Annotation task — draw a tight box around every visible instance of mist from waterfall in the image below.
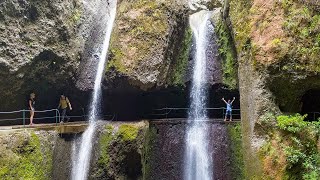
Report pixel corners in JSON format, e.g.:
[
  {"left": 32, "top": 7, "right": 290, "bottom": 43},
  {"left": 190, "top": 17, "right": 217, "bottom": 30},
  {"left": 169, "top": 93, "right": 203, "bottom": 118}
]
[
  {"left": 71, "top": 1, "right": 117, "bottom": 180},
  {"left": 184, "top": 10, "right": 213, "bottom": 180}
]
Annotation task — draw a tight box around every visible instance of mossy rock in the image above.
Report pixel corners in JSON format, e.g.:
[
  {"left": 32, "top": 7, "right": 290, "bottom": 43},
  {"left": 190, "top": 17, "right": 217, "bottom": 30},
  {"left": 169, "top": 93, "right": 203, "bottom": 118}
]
[
  {"left": 168, "top": 27, "right": 192, "bottom": 86},
  {"left": 92, "top": 122, "right": 148, "bottom": 179},
  {"left": 216, "top": 18, "right": 238, "bottom": 89},
  {"left": 227, "top": 123, "right": 245, "bottom": 179},
  {"left": 0, "top": 131, "right": 55, "bottom": 180},
  {"left": 107, "top": 0, "right": 170, "bottom": 73},
  {"left": 105, "top": 0, "right": 192, "bottom": 89},
  {"left": 118, "top": 124, "right": 140, "bottom": 141},
  {"left": 258, "top": 114, "right": 320, "bottom": 179}
]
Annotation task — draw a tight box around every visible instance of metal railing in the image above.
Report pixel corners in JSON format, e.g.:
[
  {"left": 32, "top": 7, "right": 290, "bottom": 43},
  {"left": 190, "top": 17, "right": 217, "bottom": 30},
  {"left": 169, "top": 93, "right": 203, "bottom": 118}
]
[
  {"left": 0, "top": 109, "right": 117, "bottom": 128},
  {"left": 0, "top": 109, "right": 60, "bottom": 127},
  {"left": 307, "top": 112, "right": 320, "bottom": 121},
  {"left": 149, "top": 107, "right": 241, "bottom": 119}
]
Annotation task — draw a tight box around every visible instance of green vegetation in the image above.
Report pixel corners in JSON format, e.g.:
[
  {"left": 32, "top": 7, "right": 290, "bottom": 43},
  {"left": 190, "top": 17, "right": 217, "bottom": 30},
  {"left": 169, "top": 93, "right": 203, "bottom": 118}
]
[
  {"left": 94, "top": 123, "right": 147, "bottom": 179},
  {"left": 277, "top": 114, "right": 309, "bottom": 133},
  {"left": 71, "top": 9, "right": 81, "bottom": 24},
  {"left": 142, "top": 125, "right": 157, "bottom": 179},
  {"left": 97, "top": 124, "right": 140, "bottom": 170},
  {"left": 66, "top": 5, "right": 82, "bottom": 27},
  {"left": 256, "top": 112, "right": 278, "bottom": 131},
  {"left": 107, "top": 48, "right": 125, "bottom": 72},
  {"left": 259, "top": 114, "right": 320, "bottom": 179},
  {"left": 97, "top": 125, "right": 114, "bottom": 171},
  {"left": 170, "top": 27, "right": 192, "bottom": 86},
  {"left": 274, "top": 0, "right": 320, "bottom": 72},
  {"left": 118, "top": 124, "right": 139, "bottom": 141},
  {"left": 216, "top": 20, "right": 238, "bottom": 89},
  {"left": 228, "top": 0, "right": 320, "bottom": 178},
  {"left": 229, "top": 0, "right": 260, "bottom": 72},
  {"left": 229, "top": 0, "right": 252, "bottom": 53},
  {"left": 227, "top": 124, "right": 245, "bottom": 179},
  {"left": 107, "top": 0, "right": 169, "bottom": 73},
  {"left": 230, "top": 0, "right": 320, "bottom": 72},
  {"left": 0, "top": 132, "right": 53, "bottom": 180}
]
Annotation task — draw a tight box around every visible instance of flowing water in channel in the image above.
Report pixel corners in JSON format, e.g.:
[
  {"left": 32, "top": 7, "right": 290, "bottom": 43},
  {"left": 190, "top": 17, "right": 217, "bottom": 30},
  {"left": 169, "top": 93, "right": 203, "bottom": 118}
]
[
  {"left": 184, "top": 10, "right": 213, "bottom": 180},
  {"left": 71, "top": 1, "right": 117, "bottom": 179}
]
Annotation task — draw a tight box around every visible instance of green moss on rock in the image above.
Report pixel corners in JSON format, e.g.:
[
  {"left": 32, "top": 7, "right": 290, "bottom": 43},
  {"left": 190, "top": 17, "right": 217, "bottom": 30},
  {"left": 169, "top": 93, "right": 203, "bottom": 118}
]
[
  {"left": 97, "top": 125, "right": 114, "bottom": 171},
  {"left": 142, "top": 125, "right": 157, "bottom": 179},
  {"left": 0, "top": 131, "right": 54, "bottom": 180},
  {"left": 258, "top": 114, "right": 320, "bottom": 179},
  {"left": 92, "top": 122, "right": 148, "bottom": 179},
  {"left": 227, "top": 124, "right": 245, "bottom": 179},
  {"left": 216, "top": 19, "right": 238, "bottom": 89},
  {"left": 118, "top": 124, "right": 139, "bottom": 141},
  {"left": 107, "top": 0, "right": 169, "bottom": 73},
  {"left": 229, "top": 0, "right": 252, "bottom": 53},
  {"left": 228, "top": 0, "right": 320, "bottom": 179},
  {"left": 274, "top": 0, "right": 320, "bottom": 72},
  {"left": 170, "top": 27, "right": 192, "bottom": 86}
]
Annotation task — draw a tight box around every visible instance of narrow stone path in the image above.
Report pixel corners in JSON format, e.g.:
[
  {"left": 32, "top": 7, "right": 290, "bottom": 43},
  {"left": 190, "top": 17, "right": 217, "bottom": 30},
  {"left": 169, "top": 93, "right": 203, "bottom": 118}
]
[
  {"left": 0, "top": 121, "right": 88, "bottom": 134},
  {"left": 0, "top": 119, "right": 240, "bottom": 134}
]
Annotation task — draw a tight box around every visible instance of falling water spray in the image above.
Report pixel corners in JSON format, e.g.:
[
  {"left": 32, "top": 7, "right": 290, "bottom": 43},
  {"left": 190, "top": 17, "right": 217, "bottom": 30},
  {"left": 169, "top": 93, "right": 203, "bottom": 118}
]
[
  {"left": 184, "top": 10, "right": 214, "bottom": 180},
  {"left": 71, "top": 1, "right": 117, "bottom": 180}
]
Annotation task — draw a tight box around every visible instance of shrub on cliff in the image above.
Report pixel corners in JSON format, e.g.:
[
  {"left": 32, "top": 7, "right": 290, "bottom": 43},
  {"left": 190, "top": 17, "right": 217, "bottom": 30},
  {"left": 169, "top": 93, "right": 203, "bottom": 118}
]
[{"left": 260, "top": 114, "right": 320, "bottom": 179}]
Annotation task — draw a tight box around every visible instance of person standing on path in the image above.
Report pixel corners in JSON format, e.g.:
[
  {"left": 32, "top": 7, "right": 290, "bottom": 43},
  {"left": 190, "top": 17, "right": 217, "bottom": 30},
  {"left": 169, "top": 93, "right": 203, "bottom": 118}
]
[
  {"left": 57, "top": 94, "right": 72, "bottom": 123},
  {"left": 29, "top": 92, "right": 36, "bottom": 125},
  {"left": 222, "top": 97, "right": 235, "bottom": 121}
]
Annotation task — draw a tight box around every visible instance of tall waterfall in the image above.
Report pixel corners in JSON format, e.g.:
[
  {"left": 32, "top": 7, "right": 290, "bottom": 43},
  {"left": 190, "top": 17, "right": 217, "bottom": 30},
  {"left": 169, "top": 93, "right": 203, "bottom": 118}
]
[
  {"left": 71, "top": 1, "right": 117, "bottom": 180},
  {"left": 184, "top": 10, "right": 213, "bottom": 180}
]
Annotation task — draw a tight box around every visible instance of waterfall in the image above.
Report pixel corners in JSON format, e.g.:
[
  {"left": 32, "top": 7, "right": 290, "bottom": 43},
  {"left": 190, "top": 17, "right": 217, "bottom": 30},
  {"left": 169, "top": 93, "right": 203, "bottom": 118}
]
[
  {"left": 184, "top": 10, "right": 213, "bottom": 180},
  {"left": 71, "top": 1, "right": 117, "bottom": 180}
]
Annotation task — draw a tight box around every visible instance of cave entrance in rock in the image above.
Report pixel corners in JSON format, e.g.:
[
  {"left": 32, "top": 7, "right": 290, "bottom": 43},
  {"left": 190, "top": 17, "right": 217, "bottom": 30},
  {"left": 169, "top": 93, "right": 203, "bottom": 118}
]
[{"left": 300, "top": 89, "right": 320, "bottom": 121}]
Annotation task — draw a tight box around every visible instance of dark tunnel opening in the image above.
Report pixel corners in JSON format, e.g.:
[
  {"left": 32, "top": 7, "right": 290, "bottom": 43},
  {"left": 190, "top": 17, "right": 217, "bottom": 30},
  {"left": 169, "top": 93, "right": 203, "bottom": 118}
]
[
  {"left": 101, "top": 84, "right": 240, "bottom": 121},
  {"left": 0, "top": 84, "right": 240, "bottom": 125},
  {"left": 300, "top": 89, "right": 320, "bottom": 121}
]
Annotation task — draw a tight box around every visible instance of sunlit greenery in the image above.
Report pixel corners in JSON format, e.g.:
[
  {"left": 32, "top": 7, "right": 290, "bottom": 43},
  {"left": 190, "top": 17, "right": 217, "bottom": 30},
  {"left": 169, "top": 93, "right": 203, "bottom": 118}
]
[
  {"left": 216, "top": 20, "right": 237, "bottom": 89},
  {"left": 0, "top": 132, "right": 53, "bottom": 180},
  {"left": 259, "top": 114, "right": 320, "bottom": 179}
]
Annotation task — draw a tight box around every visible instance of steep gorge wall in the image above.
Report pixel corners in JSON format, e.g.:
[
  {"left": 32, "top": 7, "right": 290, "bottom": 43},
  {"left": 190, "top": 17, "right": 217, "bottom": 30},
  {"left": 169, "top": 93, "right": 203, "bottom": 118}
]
[
  {"left": 0, "top": 121, "right": 243, "bottom": 180},
  {"left": 144, "top": 121, "right": 244, "bottom": 180},
  {"left": 0, "top": 0, "right": 235, "bottom": 114},
  {"left": 227, "top": 0, "right": 320, "bottom": 178},
  {"left": 0, "top": 0, "right": 86, "bottom": 110},
  {"left": 0, "top": 122, "right": 148, "bottom": 180},
  {"left": 0, "top": 130, "right": 56, "bottom": 179},
  {"left": 104, "top": 0, "right": 226, "bottom": 90}
]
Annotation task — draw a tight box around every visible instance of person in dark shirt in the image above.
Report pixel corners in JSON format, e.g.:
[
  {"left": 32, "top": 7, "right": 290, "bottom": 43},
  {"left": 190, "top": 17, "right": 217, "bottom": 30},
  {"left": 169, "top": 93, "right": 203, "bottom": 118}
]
[{"left": 29, "top": 93, "right": 36, "bottom": 125}]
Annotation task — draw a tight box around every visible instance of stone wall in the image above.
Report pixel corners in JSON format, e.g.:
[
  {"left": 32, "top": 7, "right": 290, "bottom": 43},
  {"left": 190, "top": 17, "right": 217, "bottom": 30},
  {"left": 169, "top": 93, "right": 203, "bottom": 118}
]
[
  {"left": 228, "top": 0, "right": 320, "bottom": 178},
  {"left": 144, "top": 120, "right": 244, "bottom": 180}
]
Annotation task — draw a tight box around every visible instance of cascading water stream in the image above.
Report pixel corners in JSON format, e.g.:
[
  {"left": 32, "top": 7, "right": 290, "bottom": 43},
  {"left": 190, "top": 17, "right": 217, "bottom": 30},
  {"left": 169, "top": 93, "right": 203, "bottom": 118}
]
[
  {"left": 71, "top": 1, "right": 117, "bottom": 180},
  {"left": 184, "top": 10, "right": 213, "bottom": 180}
]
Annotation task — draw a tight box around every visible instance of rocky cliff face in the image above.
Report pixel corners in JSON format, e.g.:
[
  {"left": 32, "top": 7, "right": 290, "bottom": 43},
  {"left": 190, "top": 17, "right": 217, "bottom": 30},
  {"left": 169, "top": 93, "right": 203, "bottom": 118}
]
[
  {"left": 0, "top": 0, "right": 232, "bottom": 113},
  {"left": 0, "top": 122, "right": 148, "bottom": 180},
  {"left": 0, "top": 130, "right": 56, "bottom": 179},
  {"left": 0, "top": 0, "right": 86, "bottom": 110},
  {"left": 227, "top": 0, "right": 320, "bottom": 178},
  {"left": 90, "top": 121, "right": 148, "bottom": 180},
  {"left": 145, "top": 121, "right": 244, "bottom": 180},
  {"left": 104, "top": 0, "right": 225, "bottom": 90},
  {"left": 0, "top": 121, "right": 244, "bottom": 180}
]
